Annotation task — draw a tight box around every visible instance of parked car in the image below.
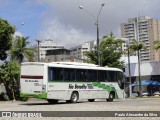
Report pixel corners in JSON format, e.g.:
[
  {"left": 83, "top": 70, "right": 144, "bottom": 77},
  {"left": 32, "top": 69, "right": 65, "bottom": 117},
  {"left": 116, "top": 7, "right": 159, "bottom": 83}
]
[
  {"left": 154, "top": 91, "right": 160, "bottom": 96},
  {"left": 132, "top": 91, "right": 139, "bottom": 97},
  {"left": 142, "top": 91, "right": 150, "bottom": 96}
]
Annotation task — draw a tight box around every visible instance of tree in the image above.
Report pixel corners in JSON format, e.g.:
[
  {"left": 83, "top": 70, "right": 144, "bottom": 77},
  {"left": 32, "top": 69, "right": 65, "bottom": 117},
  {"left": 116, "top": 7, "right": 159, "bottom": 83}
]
[
  {"left": 129, "top": 39, "right": 146, "bottom": 96},
  {"left": 0, "top": 62, "right": 20, "bottom": 100},
  {"left": 153, "top": 40, "right": 160, "bottom": 61},
  {"left": 9, "top": 36, "right": 36, "bottom": 63},
  {"left": 0, "top": 18, "right": 15, "bottom": 60},
  {"left": 85, "top": 33, "right": 124, "bottom": 69}
]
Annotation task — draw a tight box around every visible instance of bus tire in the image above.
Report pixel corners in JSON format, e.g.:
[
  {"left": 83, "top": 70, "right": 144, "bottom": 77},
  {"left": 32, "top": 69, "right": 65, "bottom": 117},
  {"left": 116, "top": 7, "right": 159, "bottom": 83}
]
[
  {"left": 106, "top": 92, "right": 115, "bottom": 102},
  {"left": 66, "top": 100, "right": 71, "bottom": 103},
  {"left": 70, "top": 92, "right": 79, "bottom": 103},
  {"left": 88, "top": 99, "right": 95, "bottom": 102},
  {"left": 47, "top": 99, "right": 58, "bottom": 104}
]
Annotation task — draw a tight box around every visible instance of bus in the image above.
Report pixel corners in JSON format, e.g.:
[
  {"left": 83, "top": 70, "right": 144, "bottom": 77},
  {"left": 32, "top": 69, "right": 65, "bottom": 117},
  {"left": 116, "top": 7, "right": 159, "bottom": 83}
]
[{"left": 20, "top": 62, "right": 124, "bottom": 104}]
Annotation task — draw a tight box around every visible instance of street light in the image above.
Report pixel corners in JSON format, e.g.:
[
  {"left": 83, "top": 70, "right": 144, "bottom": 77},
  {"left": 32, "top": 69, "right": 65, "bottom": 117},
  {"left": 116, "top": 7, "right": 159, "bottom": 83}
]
[
  {"left": 35, "top": 40, "right": 41, "bottom": 62},
  {"left": 79, "top": 3, "right": 105, "bottom": 66},
  {"left": 16, "top": 22, "right": 25, "bottom": 30}
]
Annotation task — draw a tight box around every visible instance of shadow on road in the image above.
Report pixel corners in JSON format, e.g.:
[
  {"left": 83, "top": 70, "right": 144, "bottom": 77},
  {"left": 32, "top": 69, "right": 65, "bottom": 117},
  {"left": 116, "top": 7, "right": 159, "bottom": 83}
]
[
  {"left": 19, "top": 101, "right": 86, "bottom": 106},
  {"left": 19, "top": 99, "right": 122, "bottom": 106}
]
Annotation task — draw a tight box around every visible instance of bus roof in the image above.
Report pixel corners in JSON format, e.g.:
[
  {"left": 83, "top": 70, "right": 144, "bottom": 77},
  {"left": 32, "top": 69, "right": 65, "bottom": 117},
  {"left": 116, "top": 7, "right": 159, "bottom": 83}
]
[
  {"left": 21, "top": 62, "right": 122, "bottom": 72},
  {"left": 53, "top": 62, "right": 99, "bottom": 67}
]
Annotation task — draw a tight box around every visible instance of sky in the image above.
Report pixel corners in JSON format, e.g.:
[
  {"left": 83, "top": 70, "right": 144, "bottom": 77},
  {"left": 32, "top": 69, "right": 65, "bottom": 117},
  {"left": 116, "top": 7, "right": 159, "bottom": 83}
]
[{"left": 0, "top": 0, "right": 160, "bottom": 48}]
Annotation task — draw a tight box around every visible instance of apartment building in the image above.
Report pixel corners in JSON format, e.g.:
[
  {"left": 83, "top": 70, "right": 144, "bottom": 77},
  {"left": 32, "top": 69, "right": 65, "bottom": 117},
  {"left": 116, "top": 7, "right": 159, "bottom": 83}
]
[
  {"left": 43, "top": 48, "right": 71, "bottom": 62},
  {"left": 39, "top": 39, "right": 65, "bottom": 61},
  {"left": 70, "top": 40, "right": 96, "bottom": 62},
  {"left": 121, "top": 16, "right": 160, "bottom": 61}
]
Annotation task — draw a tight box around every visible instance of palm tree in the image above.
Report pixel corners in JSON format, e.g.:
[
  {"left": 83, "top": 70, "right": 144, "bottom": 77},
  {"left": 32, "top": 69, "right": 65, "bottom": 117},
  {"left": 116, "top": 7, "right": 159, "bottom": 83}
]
[
  {"left": 85, "top": 33, "right": 124, "bottom": 69},
  {"left": 10, "top": 36, "right": 36, "bottom": 63},
  {"left": 129, "top": 39, "right": 146, "bottom": 96},
  {"left": 153, "top": 40, "right": 160, "bottom": 61}
]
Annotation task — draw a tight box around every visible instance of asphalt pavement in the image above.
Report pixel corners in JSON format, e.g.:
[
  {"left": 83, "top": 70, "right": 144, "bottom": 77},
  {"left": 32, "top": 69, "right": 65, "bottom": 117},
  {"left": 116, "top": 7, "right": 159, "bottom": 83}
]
[{"left": 0, "top": 97, "right": 160, "bottom": 120}]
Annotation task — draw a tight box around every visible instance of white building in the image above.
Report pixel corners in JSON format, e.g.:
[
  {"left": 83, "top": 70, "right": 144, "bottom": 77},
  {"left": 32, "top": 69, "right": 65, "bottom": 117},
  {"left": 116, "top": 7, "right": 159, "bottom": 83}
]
[
  {"left": 124, "top": 61, "right": 160, "bottom": 80},
  {"left": 123, "top": 59, "right": 160, "bottom": 94},
  {"left": 70, "top": 40, "right": 96, "bottom": 62},
  {"left": 120, "top": 56, "right": 138, "bottom": 65},
  {"left": 116, "top": 37, "right": 129, "bottom": 57},
  {"left": 39, "top": 39, "right": 64, "bottom": 61}
]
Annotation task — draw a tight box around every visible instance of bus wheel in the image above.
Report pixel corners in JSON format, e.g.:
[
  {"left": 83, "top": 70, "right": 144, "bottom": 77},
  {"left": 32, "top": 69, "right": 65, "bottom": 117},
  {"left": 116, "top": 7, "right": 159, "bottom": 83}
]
[
  {"left": 88, "top": 99, "right": 95, "bottom": 102},
  {"left": 47, "top": 99, "right": 58, "bottom": 104},
  {"left": 106, "top": 92, "right": 115, "bottom": 102},
  {"left": 70, "top": 92, "right": 79, "bottom": 103},
  {"left": 66, "top": 100, "right": 71, "bottom": 103}
]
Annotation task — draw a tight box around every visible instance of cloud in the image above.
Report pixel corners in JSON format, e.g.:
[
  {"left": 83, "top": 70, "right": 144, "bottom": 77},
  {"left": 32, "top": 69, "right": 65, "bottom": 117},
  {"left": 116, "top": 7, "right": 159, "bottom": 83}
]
[
  {"left": 35, "top": 0, "right": 160, "bottom": 48},
  {"left": 38, "top": 19, "right": 94, "bottom": 48}
]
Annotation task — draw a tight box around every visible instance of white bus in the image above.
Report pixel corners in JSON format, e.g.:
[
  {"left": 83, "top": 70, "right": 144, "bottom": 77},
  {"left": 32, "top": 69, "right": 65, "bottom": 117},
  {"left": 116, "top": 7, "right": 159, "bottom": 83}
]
[{"left": 20, "top": 62, "right": 124, "bottom": 104}]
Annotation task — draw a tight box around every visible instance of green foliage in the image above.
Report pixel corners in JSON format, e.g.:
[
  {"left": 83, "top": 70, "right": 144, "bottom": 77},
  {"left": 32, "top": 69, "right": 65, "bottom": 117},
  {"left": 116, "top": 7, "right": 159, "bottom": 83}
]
[
  {"left": 0, "top": 62, "right": 20, "bottom": 82},
  {"left": 129, "top": 39, "right": 146, "bottom": 52},
  {"left": 9, "top": 36, "right": 36, "bottom": 63},
  {"left": 0, "top": 18, "right": 15, "bottom": 60},
  {"left": 153, "top": 40, "right": 160, "bottom": 61},
  {"left": 0, "top": 62, "right": 20, "bottom": 100},
  {"left": 153, "top": 40, "right": 160, "bottom": 51},
  {"left": 85, "top": 33, "right": 124, "bottom": 69}
]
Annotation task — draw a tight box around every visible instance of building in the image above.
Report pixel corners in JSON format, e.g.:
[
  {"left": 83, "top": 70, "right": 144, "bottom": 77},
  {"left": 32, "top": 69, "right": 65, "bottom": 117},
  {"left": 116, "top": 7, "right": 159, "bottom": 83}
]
[
  {"left": 125, "top": 61, "right": 160, "bottom": 81},
  {"left": 121, "top": 16, "right": 160, "bottom": 62},
  {"left": 124, "top": 61, "right": 160, "bottom": 95},
  {"left": 122, "top": 55, "right": 160, "bottom": 95},
  {"left": 116, "top": 37, "right": 129, "bottom": 57},
  {"left": 39, "top": 39, "right": 65, "bottom": 62},
  {"left": 70, "top": 41, "right": 96, "bottom": 62},
  {"left": 44, "top": 48, "right": 71, "bottom": 62}
]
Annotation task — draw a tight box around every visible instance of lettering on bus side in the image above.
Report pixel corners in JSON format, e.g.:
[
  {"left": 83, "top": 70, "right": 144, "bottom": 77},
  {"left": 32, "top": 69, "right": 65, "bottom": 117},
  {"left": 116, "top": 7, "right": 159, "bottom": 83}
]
[
  {"left": 68, "top": 84, "right": 87, "bottom": 89},
  {"left": 25, "top": 79, "right": 39, "bottom": 82},
  {"left": 69, "top": 84, "right": 74, "bottom": 89}
]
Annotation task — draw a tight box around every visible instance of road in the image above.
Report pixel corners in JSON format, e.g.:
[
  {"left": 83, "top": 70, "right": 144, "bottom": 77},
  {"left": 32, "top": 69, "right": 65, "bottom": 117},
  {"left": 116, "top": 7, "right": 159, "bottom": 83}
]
[{"left": 0, "top": 97, "right": 160, "bottom": 120}]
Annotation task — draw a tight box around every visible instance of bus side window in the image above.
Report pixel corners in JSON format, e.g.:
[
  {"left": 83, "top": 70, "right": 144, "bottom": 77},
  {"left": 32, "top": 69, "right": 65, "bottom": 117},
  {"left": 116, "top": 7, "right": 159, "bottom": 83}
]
[
  {"left": 87, "top": 70, "right": 97, "bottom": 82},
  {"left": 48, "top": 67, "right": 54, "bottom": 81},
  {"left": 57, "top": 68, "right": 63, "bottom": 81},
  {"left": 107, "top": 71, "right": 111, "bottom": 82},
  {"left": 76, "top": 69, "right": 87, "bottom": 82},
  {"left": 107, "top": 71, "right": 116, "bottom": 82},
  {"left": 70, "top": 69, "right": 75, "bottom": 81},
  {"left": 104, "top": 71, "right": 108, "bottom": 82},
  {"left": 64, "top": 68, "right": 69, "bottom": 81},
  {"left": 98, "top": 70, "right": 106, "bottom": 82},
  {"left": 64, "top": 68, "right": 75, "bottom": 81},
  {"left": 48, "top": 67, "right": 56, "bottom": 81}
]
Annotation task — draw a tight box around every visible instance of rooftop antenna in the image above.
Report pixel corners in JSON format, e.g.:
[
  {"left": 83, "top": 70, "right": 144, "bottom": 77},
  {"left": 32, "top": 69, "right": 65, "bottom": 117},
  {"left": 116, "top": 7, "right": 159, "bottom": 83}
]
[{"left": 139, "top": 11, "right": 141, "bottom": 17}]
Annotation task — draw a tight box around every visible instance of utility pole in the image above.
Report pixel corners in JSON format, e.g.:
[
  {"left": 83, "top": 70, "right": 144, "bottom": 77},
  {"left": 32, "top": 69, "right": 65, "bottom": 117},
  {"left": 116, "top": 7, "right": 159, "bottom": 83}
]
[
  {"left": 36, "top": 40, "right": 41, "bottom": 62},
  {"left": 127, "top": 41, "right": 132, "bottom": 98}
]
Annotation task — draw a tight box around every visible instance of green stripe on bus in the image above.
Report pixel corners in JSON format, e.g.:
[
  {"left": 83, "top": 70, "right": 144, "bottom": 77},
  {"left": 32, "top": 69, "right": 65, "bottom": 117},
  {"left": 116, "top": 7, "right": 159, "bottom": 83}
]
[
  {"left": 20, "top": 93, "right": 47, "bottom": 99},
  {"left": 92, "top": 82, "right": 119, "bottom": 98}
]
